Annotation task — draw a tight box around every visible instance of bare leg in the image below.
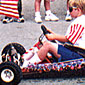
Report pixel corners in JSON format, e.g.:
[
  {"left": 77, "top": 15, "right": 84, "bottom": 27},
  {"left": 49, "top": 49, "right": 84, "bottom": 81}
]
[
  {"left": 37, "top": 41, "right": 60, "bottom": 61},
  {"left": 44, "top": 0, "right": 50, "bottom": 11},
  {"left": 44, "top": 0, "right": 59, "bottom": 21},
  {"left": 34, "top": 0, "right": 42, "bottom": 23},
  {"left": 67, "top": 0, "right": 69, "bottom": 10},
  {"left": 35, "top": 0, "right": 41, "bottom": 12}
]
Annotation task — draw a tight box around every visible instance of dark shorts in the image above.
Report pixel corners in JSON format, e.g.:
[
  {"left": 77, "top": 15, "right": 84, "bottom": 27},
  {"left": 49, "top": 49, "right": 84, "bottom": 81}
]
[{"left": 58, "top": 45, "right": 83, "bottom": 62}]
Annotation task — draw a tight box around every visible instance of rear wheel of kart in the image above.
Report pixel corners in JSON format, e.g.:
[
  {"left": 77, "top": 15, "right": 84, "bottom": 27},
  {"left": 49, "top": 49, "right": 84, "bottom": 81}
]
[
  {"left": 1, "top": 43, "right": 26, "bottom": 64},
  {"left": 0, "top": 62, "right": 23, "bottom": 85}
]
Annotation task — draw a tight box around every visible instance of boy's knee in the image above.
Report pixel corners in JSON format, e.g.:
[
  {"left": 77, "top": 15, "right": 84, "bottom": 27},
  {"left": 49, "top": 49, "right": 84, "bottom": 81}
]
[{"left": 43, "top": 41, "right": 50, "bottom": 47}]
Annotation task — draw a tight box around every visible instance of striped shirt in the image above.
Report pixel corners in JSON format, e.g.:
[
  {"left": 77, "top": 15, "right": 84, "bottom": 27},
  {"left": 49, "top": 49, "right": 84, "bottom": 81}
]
[{"left": 65, "top": 15, "right": 85, "bottom": 49}]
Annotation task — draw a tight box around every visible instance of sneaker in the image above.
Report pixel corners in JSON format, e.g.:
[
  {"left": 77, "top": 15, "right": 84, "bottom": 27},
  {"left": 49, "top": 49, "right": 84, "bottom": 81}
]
[
  {"left": 65, "top": 14, "right": 72, "bottom": 21},
  {"left": 45, "top": 13, "right": 59, "bottom": 21},
  {"left": 2, "top": 18, "right": 9, "bottom": 24},
  {"left": 9, "top": 18, "right": 14, "bottom": 22},
  {"left": 2, "top": 17, "right": 13, "bottom": 24},
  {"left": 35, "top": 16, "right": 42, "bottom": 23},
  {"left": 17, "top": 17, "right": 24, "bottom": 23}
]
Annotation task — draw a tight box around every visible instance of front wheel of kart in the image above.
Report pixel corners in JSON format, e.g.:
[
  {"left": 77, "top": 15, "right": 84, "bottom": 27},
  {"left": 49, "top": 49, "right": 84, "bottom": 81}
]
[
  {"left": 0, "top": 62, "right": 23, "bottom": 85},
  {"left": 1, "top": 43, "right": 26, "bottom": 65}
]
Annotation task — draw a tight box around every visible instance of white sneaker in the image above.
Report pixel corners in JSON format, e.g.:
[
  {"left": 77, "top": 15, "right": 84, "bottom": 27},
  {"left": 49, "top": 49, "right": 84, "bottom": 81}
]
[
  {"left": 45, "top": 13, "right": 59, "bottom": 21},
  {"left": 35, "top": 16, "right": 42, "bottom": 23},
  {"left": 65, "top": 14, "right": 72, "bottom": 21}
]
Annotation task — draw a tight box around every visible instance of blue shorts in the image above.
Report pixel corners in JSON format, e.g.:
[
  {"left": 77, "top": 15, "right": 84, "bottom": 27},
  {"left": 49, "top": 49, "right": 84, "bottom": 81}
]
[{"left": 58, "top": 45, "right": 83, "bottom": 62}]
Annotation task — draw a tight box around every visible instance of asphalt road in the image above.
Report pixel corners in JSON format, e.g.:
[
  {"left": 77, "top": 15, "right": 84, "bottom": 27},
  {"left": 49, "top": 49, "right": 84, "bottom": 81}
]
[{"left": 0, "top": 21, "right": 71, "bottom": 51}]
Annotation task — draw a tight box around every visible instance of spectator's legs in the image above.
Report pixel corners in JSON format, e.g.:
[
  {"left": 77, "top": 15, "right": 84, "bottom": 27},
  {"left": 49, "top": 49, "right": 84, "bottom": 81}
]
[
  {"left": 44, "top": 0, "right": 59, "bottom": 21},
  {"left": 34, "top": 0, "right": 42, "bottom": 23},
  {"left": 44, "top": 0, "right": 50, "bottom": 11},
  {"left": 35, "top": 0, "right": 41, "bottom": 12},
  {"left": 65, "top": 0, "right": 72, "bottom": 21},
  {"left": 18, "top": 0, "right": 24, "bottom": 22}
]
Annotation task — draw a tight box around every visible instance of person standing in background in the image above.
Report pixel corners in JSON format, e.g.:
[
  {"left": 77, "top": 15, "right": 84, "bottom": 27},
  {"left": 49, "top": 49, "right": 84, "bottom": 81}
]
[
  {"left": 34, "top": 0, "right": 59, "bottom": 23},
  {"left": 2, "top": 0, "right": 24, "bottom": 24},
  {"left": 65, "top": 0, "right": 72, "bottom": 21}
]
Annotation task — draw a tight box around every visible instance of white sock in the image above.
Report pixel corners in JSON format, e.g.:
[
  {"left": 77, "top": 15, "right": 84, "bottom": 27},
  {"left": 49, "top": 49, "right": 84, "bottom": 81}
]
[
  {"left": 22, "top": 53, "right": 41, "bottom": 67},
  {"left": 35, "top": 12, "right": 41, "bottom": 17},
  {"left": 27, "top": 53, "right": 41, "bottom": 64},
  {"left": 67, "top": 10, "right": 70, "bottom": 15},
  {"left": 46, "top": 10, "right": 51, "bottom": 15}
]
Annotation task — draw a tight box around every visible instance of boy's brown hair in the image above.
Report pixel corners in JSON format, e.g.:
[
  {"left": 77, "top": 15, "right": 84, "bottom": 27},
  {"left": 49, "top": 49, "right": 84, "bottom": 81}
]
[{"left": 69, "top": 0, "right": 85, "bottom": 14}]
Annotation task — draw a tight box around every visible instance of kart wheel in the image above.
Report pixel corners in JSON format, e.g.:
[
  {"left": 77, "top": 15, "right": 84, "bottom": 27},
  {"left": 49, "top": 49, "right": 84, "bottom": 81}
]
[
  {"left": 0, "top": 62, "right": 23, "bottom": 85},
  {"left": 1, "top": 42, "right": 26, "bottom": 56},
  {"left": 1, "top": 43, "right": 26, "bottom": 65}
]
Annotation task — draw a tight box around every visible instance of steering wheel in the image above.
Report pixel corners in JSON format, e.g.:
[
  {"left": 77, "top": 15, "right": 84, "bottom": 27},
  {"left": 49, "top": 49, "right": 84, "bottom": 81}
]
[
  {"left": 41, "top": 25, "right": 56, "bottom": 43},
  {"left": 41, "top": 25, "right": 58, "bottom": 63},
  {"left": 41, "top": 25, "right": 50, "bottom": 35}
]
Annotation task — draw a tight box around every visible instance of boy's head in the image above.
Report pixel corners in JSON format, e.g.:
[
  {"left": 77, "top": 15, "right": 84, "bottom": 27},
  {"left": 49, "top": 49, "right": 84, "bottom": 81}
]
[{"left": 69, "top": 0, "right": 85, "bottom": 16}]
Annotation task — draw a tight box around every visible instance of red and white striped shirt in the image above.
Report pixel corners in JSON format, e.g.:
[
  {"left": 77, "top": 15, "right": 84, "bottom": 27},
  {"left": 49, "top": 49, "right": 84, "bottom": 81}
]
[{"left": 65, "top": 15, "right": 85, "bottom": 49}]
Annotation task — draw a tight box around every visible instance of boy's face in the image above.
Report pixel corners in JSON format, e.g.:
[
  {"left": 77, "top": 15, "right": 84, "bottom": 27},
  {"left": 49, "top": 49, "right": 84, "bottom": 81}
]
[{"left": 69, "top": 7, "right": 81, "bottom": 18}]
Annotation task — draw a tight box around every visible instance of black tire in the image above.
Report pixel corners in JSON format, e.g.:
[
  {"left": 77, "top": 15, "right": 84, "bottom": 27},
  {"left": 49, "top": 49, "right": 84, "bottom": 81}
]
[
  {"left": 1, "top": 43, "right": 26, "bottom": 62},
  {"left": 1, "top": 42, "right": 26, "bottom": 56},
  {"left": 0, "top": 62, "right": 23, "bottom": 85}
]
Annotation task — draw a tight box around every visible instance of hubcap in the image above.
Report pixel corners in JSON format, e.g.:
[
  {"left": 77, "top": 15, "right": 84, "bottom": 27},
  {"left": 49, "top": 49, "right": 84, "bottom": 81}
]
[{"left": 1, "top": 69, "right": 14, "bottom": 83}]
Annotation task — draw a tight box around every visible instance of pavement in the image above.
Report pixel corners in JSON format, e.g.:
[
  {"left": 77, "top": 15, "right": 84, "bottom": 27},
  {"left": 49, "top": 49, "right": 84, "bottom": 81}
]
[
  {"left": 0, "top": 20, "right": 71, "bottom": 52},
  {"left": 0, "top": 0, "right": 72, "bottom": 53}
]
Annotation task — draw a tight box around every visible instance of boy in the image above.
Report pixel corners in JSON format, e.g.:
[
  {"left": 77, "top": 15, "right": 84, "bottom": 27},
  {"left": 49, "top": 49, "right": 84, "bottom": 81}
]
[{"left": 22, "top": 0, "right": 85, "bottom": 67}]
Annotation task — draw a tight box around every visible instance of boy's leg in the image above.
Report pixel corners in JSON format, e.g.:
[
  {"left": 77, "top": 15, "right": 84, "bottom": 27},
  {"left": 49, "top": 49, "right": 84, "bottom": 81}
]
[
  {"left": 34, "top": 0, "right": 42, "bottom": 23},
  {"left": 38, "top": 41, "right": 60, "bottom": 61},
  {"left": 65, "top": 0, "right": 72, "bottom": 21},
  {"left": 44, "top": 0, "right": 59, "bottom": 21},
  {"left": 22, "top": 41, "right": 60, "bottom": 67}
]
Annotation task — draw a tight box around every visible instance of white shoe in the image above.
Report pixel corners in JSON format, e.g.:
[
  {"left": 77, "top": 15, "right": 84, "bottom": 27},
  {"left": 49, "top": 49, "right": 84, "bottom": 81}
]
[
  {"left": 35, "top": 16, "right": 42, "bottom": 23},
  {"left": 65, "top": 14, "right": 72, "bottom": 21},
  {"left": 45, "top": 13, "right": 59, "bottom": 21}
]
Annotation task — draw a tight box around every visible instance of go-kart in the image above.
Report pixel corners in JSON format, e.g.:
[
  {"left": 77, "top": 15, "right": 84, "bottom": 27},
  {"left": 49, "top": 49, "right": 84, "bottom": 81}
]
[{"left": 0, "top": 25, "right": 85, "bottom": 85}]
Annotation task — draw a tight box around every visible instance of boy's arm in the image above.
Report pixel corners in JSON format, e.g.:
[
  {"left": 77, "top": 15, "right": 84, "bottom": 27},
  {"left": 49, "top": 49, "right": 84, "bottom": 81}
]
[{"left": 45, "top": 33, "right": 68, "bottom": 42}]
